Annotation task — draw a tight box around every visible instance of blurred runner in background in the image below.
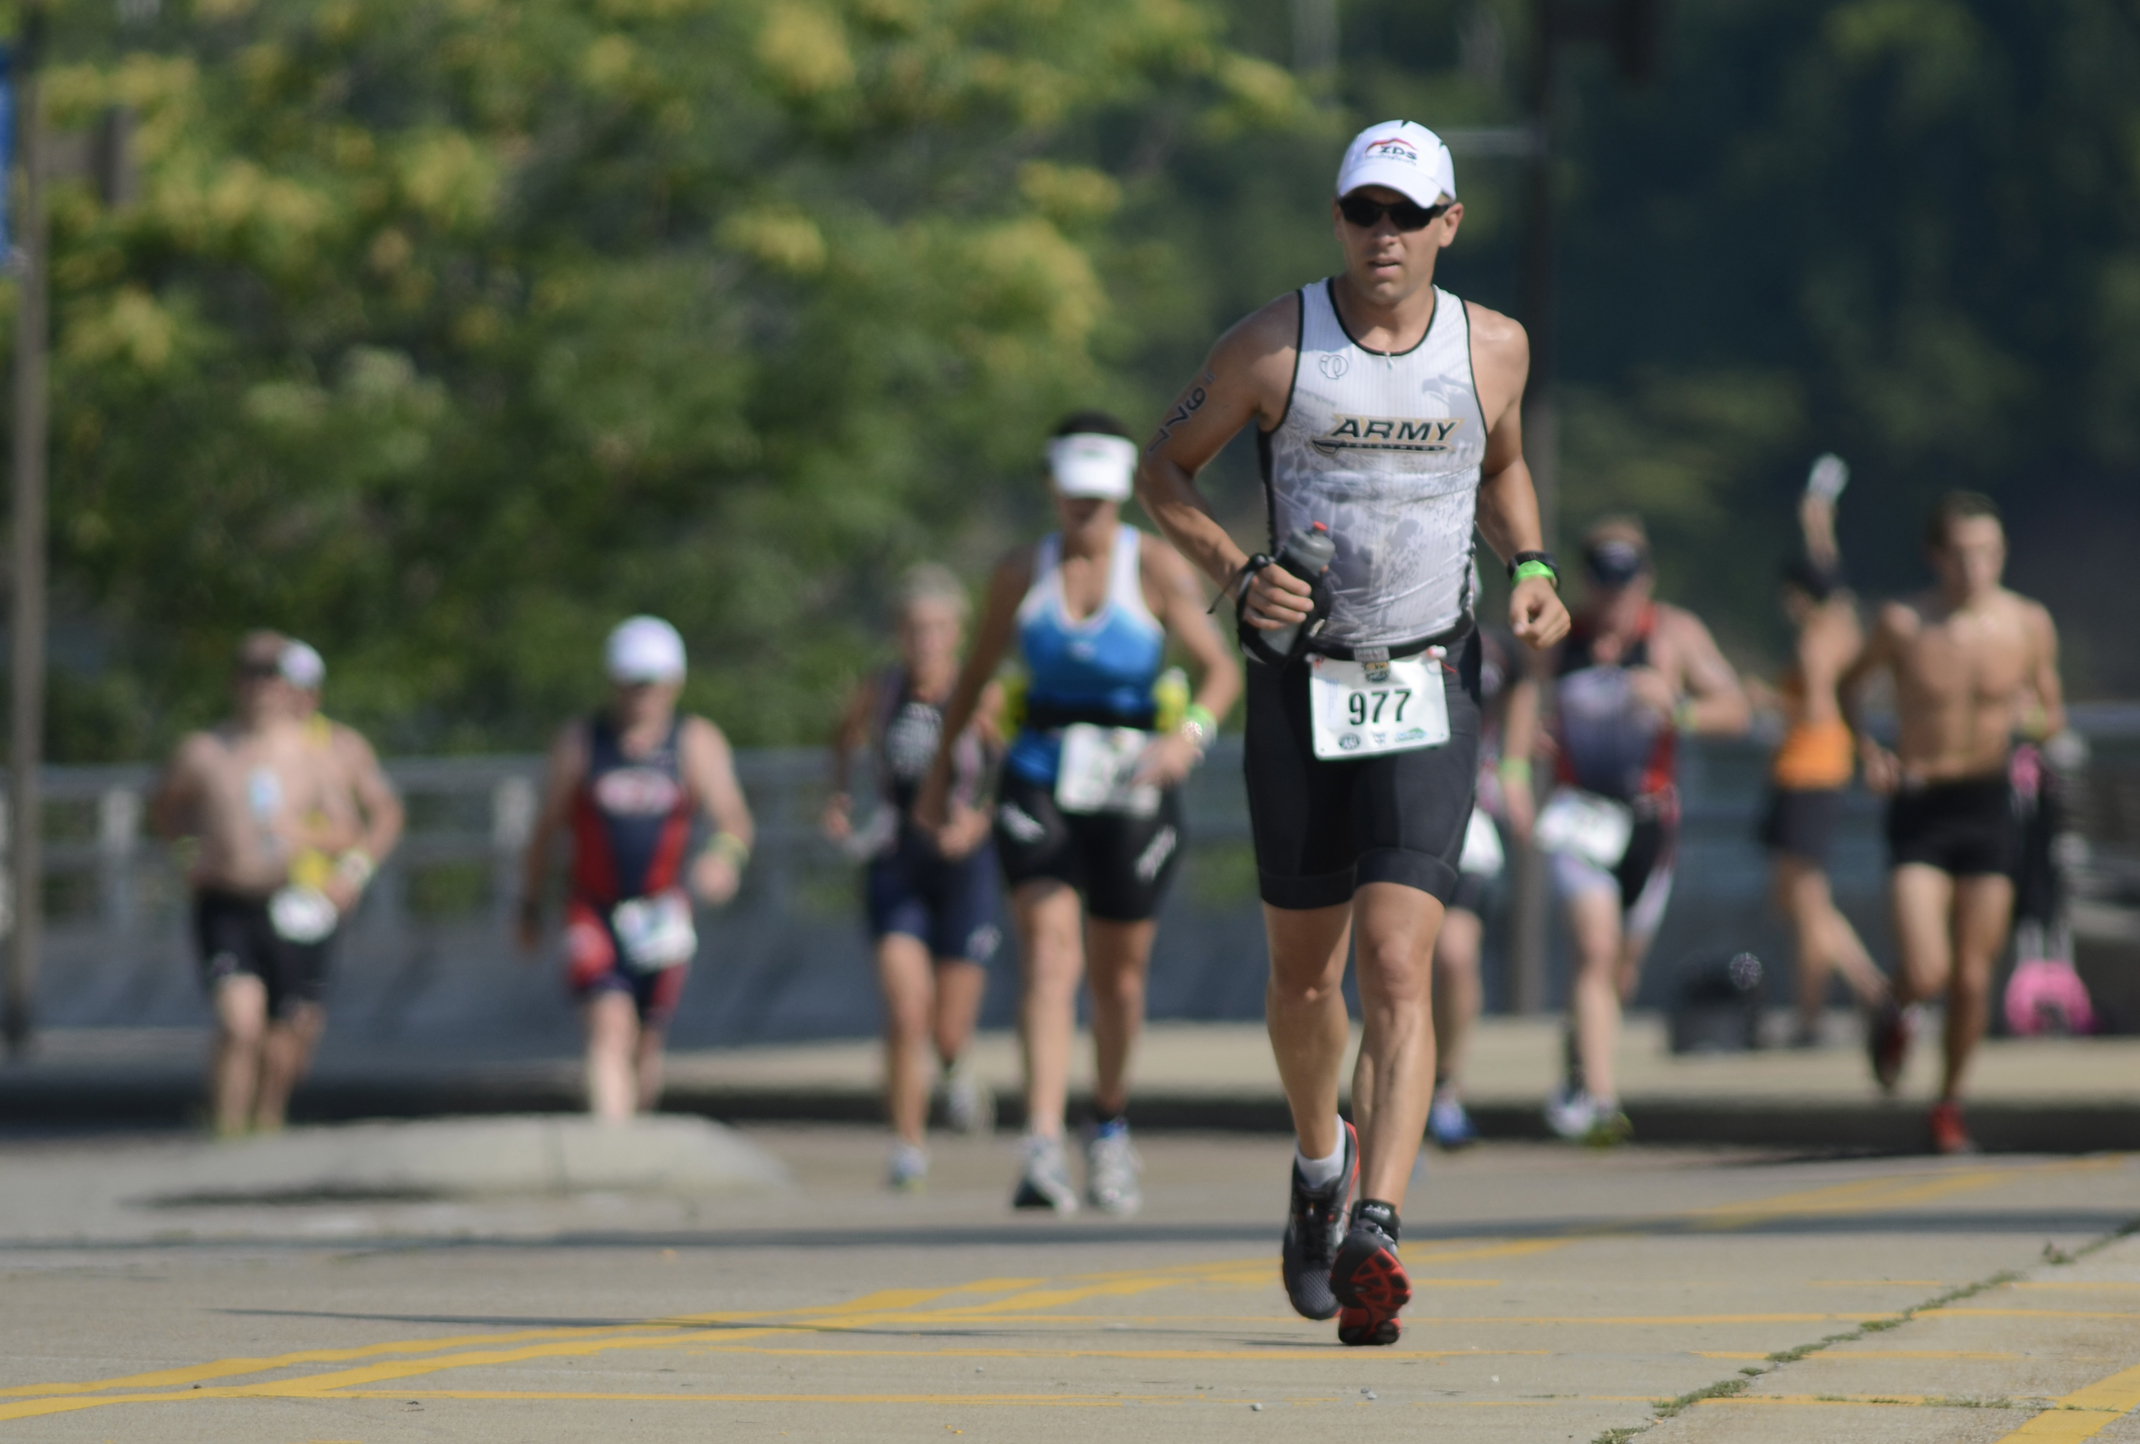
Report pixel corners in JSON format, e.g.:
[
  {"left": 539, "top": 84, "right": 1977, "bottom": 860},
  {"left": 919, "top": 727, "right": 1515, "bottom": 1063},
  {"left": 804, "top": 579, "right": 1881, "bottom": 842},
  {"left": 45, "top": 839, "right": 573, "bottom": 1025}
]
[
  {"left": 824, "top": 565, "right": 1006, "bottom": 1191},
  {"left": 1750, "top": 460, "right": 1887, "bottom": 1046},
  {"left": 918, "top": 410, "right": 1240, "bottom": 1218},
  {"left": 1843, "top": 493, "right": 2065, "bottom": 1153},
  {"left": 151, "top": 632, "right": 386, "bottom": 1135},
  {"left": 518, "top": 617, "right": 754, "bottom": 1121},
  {"left": 1425, "top": 616, "right": 1517, "bottom": 1152},
  {"left": 1504, "top": 518, "right": 1749, "bottom": 1146},
  {"left": 1136, "top": 120, "right": 1568, "bottom": 1347}
]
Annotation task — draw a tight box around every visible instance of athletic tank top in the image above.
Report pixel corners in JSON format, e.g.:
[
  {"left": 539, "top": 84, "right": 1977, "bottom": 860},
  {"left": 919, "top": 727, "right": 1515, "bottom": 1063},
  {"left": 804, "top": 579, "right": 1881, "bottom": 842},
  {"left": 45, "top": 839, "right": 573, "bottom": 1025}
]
[
  {"left": 1259, "top": 280, "right": 1490, "bottom": 649},
  {"left": 1554, "top": 608, "right": 1677, "bottom": 802},
  {"left": 1770, "top": 668, "right": 1854, "bottom": 789},
  {"left": 873, "top": 666, "right": 986, "bottom": 818},
  {"left": 571, "top": 714, "right": 693, "bottom": 904},
  {"left": 1005, "top": 522, "right": 1165, "bottom": 784}
]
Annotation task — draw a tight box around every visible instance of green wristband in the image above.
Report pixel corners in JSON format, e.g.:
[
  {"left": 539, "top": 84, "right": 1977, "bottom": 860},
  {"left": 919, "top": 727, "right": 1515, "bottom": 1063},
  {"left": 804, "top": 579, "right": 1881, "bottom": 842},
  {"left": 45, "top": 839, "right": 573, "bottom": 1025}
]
[
  {"left": 707, "top": 832, "right": 751, "bottom": 869},
  {"left": 1496, "top": 757, "right": 1532, "bottom": 783},
  {"left": 1512, "top": 559, "right": 1559, "bottom": 589}
]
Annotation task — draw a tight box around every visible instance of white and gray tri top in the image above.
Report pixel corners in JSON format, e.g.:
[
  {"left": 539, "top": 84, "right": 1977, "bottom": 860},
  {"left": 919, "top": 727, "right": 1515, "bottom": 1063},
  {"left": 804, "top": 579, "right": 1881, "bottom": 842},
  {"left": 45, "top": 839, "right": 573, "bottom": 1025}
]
[{"left": 1259, "top": 279, "right": 1489, "bottom": 651}]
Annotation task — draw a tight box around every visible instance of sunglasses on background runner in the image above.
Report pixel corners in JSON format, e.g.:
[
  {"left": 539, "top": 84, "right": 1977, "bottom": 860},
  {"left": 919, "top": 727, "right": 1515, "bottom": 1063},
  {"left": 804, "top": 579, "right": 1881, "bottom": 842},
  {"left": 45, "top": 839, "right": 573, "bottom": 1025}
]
[
  {"left": 234, "top": 661, "right": 283, "bottom": 680},
  {"left": 1337, "top": 195, "right": 1452, "bottom": 231}
]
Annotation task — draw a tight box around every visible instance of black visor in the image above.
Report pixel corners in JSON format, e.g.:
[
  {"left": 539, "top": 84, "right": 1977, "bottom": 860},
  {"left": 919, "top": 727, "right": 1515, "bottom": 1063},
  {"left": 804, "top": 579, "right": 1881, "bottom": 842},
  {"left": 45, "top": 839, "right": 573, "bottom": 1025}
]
[{"left": 1583, "top": 538, "right": 1648, "bottom": 588}]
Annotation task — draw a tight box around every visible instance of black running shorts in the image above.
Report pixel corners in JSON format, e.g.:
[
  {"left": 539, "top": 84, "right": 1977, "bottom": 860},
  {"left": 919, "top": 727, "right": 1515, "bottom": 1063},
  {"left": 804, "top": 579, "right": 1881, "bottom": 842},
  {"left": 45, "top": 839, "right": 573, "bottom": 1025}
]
[
  {"left": 1244, "top": 635, "right": 1482, "bottom": 910},
  {"left": 1758, "top": 785, "right": 1845, "bottom": 867},
  {"left": 193, "top": 889, "right": 334, "bottom": 1020},
  {"left": 1885, "top": 773, "right": 2016, "bottom": 878},
  {"left": 993, "top": 768, "right": 1185, "bottom": 923}
]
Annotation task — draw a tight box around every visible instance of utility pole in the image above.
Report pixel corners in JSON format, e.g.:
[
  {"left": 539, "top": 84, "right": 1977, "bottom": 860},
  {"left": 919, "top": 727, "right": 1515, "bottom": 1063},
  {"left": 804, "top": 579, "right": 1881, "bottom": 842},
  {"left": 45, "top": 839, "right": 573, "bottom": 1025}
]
[
  {"left": 1507, "top": 0, "right": 1665, "bottom": 1016},
  {"left": 4, "top": 0, "right": 46, "bottom": 1058}
]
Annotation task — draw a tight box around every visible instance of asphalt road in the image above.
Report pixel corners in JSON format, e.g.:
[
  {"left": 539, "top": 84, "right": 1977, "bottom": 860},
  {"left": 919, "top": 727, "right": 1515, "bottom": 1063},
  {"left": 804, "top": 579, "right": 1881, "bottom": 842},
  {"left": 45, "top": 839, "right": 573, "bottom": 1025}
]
[{"left": 2, "top": 1124, "right": 2136, "bottom": 1442}]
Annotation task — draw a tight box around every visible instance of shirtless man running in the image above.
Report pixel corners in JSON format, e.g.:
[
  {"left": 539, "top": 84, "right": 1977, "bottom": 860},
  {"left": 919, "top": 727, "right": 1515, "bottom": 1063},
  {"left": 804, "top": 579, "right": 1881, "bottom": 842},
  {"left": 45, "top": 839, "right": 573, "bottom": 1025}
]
[
  {"left": 1842, "top": 492, "right": 2063, "bottom": 1154},
  {"left": 151, "top": 633, "right": 392, "bottom": 1134}
]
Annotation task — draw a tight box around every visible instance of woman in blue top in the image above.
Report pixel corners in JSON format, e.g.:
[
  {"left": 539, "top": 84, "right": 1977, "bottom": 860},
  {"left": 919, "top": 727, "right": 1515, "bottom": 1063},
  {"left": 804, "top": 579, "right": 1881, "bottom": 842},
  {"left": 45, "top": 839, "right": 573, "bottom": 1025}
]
[{"left": 919, "top": 411, "right": 1240, "bottom": 1217}]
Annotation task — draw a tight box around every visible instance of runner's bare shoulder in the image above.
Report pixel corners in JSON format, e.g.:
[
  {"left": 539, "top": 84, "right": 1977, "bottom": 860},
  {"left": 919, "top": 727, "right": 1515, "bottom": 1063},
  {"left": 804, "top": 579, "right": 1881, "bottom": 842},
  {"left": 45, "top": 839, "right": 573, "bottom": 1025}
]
[
  {"left": 1209, "top": 292, "right": 1304, "bottom": 414},
  {"left": 1462, "top": 300, "right": 1529, "bottom": 369}
]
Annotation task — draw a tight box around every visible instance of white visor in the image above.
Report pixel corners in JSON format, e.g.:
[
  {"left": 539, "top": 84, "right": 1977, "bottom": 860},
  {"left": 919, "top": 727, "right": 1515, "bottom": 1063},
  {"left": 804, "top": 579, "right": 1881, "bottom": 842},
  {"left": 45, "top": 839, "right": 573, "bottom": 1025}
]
[
  {"left": 278, "top": 641, "right": 325, "bottom": 690},
  {"left": 1046, "top": 432, "right": 1137, "bottom": 500},
  {"left": 605, "top": 615, "right": 687, "bottom": 684}
]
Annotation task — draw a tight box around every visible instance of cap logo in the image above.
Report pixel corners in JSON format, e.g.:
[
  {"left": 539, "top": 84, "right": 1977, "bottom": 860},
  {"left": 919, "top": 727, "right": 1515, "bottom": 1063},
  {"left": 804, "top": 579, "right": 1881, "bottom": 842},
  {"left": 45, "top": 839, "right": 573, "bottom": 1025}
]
[
  {"left": 1318, "top": 353, "right": 1350, "bottom": 380},
  {"left": 1363, "top": 136, "right": 1419, "bottom": 165}
]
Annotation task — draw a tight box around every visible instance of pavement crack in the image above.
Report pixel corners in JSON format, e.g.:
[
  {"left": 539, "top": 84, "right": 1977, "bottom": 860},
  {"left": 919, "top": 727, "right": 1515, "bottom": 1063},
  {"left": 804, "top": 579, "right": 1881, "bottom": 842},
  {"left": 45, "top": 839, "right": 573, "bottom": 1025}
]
[{"left": 1587, "top": 1207, "right": 2140, "bottom": 1444}]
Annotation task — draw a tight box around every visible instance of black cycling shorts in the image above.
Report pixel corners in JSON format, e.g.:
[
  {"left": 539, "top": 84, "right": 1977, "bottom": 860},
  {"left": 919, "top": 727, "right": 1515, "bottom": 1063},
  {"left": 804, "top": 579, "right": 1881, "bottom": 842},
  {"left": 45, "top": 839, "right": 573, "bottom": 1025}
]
[
  {"left": 1886, "top": 773, "right": 2016, "bottom": 878},
  {"left": 1759, "top": 785, "right": 1845, "bottom": 867},
  {"left": 993, "top": 768, "right": 1184, "bottom": 923},
  {"left": 193, "top": 889, "right": 334, "bottom": 1020},
  {"left": 866, "top": 829, "right": 1003, "bottom": 964},
  {"left": 1243, "top": 636, "right": 1482, "bottom": 911}
]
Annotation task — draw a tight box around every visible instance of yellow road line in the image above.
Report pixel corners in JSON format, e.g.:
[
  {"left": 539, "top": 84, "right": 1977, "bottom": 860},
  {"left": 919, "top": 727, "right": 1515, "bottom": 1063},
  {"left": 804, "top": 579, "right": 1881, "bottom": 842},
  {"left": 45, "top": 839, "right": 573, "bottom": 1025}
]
[
  {"left": 1994, "top": 1362, "right": 2140, "bottom": 1442},
  {"left": 0, "top": 1156, "right": 2104, "bottom": 1426}
]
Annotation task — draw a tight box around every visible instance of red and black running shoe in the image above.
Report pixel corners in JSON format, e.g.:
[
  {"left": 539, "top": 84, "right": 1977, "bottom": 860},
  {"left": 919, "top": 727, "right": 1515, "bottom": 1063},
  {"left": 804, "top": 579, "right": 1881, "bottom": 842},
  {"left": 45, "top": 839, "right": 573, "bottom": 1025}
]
[
  {"left": 1867, "top": 999, "right": 1911, "bottom": 1094},
  {"left": 1331, "top": 1202, "right": 1409, "bottom": 1347},
  {"left": 1928, "top": 1099, "right": 1976, "bottom": 1155},
  {"left": 1280, "top": 1121, "right": 1356, "bottom": 1321}
]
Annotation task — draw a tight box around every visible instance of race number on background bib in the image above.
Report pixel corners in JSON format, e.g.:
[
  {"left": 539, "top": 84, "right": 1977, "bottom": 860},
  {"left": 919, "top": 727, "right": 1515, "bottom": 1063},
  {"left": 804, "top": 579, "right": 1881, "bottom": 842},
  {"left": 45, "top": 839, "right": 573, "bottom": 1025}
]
[
  {"left": 611, "top": 891, "right": 697, "bottom": 973},
  {"left": 1307, "top": 654, "right": 1450, "bottom": 760},
  {"left": 1055, "top": 724, "right": 1161, "bottom": 817},
  {"left": 1459, "top": 807, "right": 1506, "bottom": 877},
  {"left": 1534, "top": 789, "right": 1634, "bottom": 869},
  {"left": 268, "top": 885, "right": 338, "bottom": 944}
]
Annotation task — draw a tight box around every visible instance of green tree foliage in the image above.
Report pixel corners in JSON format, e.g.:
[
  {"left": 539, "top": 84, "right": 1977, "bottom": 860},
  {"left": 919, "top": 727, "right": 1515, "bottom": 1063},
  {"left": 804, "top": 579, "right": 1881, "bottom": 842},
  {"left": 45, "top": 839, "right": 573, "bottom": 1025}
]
[
  {"left": 18, "top": 0, "right": 2140, "bottom": 760},
  {"left": 26, "top": 0, "right": 1306, "bottom": 755}
]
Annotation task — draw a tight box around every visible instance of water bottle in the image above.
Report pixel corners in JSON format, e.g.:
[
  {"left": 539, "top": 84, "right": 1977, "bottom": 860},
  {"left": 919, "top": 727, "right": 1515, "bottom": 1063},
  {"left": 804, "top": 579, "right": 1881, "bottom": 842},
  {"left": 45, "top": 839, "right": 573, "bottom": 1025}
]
[{"left": 1260, "top": 522, "right": 1337, "bottom": 657}]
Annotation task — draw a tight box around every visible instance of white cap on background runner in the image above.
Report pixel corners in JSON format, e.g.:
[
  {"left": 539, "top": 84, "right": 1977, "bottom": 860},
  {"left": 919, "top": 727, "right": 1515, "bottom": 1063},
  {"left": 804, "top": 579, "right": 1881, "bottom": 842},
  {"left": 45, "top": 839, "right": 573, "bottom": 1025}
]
[
  {"left": 605, "top": 616, "right": 687, "bottom": 684},
  {"left": 1046, "top": 432, "right": 1137, "bottom": 501},
  {"left": 279, "top": 640, "right": 325, "bottom": 690},
  {"left": 1335, "top": 121, "right": 1456, "bottom": 207}
]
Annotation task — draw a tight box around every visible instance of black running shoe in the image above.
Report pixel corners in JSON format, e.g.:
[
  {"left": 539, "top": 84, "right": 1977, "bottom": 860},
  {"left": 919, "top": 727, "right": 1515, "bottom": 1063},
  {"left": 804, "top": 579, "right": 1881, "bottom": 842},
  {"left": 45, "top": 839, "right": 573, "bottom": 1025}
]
[
  {"left": 1279, "top": 1121, "right": 1356, "bottom": 1321},
  {"left": 1331, "top": 1204, "right": 1409, "bottom": 1347},
  {"left": 1867, "top": 999, "right": 1911, "bottom": 1095}
]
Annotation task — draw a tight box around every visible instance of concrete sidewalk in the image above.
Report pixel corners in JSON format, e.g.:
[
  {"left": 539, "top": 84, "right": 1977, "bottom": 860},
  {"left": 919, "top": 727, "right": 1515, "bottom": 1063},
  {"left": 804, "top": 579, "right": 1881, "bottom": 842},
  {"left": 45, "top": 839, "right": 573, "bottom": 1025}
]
[{"left": 4, "top": 1015, "right": 2137, "bottom": 1152}]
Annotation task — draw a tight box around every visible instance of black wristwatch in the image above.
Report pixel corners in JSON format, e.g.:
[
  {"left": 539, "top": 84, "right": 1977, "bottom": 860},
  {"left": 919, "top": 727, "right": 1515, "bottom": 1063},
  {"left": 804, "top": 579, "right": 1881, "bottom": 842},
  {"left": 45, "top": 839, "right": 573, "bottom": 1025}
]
[{"left": 1508, "top": 550, "right": 1559, "bottom": 589}]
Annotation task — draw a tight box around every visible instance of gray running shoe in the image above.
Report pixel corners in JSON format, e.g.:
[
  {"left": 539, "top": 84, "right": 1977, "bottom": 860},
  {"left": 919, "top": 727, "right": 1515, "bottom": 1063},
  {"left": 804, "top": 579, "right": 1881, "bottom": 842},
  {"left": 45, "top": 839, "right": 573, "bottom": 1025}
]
[
  {"left": 1011, "top": 1133, "right": 1079, "bottom": 1214},
  {"left": 1544, "top": 1081, "right": 1595, "bottom": 1141},
  {"left": 887, "top": 1142, "right": 929, "bottom": 1192},
  {"left": 941, "top": 1058, "right": 995, "bottom": 1136},
  {"left": 1084, "top": 1120, "right": 1143, "bottom": 1216}
]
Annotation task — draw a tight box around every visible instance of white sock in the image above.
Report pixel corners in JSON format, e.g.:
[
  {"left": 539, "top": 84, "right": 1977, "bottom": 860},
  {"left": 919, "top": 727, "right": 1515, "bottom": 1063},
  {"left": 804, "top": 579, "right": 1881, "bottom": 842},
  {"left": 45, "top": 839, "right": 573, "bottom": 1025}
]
[{"left": 1294, "top": 1122, "right": 1346, "bottom": 1189}]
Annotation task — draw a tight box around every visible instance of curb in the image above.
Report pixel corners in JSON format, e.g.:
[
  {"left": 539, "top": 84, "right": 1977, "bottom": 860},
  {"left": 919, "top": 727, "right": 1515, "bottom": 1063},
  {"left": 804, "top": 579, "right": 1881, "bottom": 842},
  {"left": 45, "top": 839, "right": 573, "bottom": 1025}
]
[{"left": 5, "top": 1074, "right": 2136, "bottom": 1154}]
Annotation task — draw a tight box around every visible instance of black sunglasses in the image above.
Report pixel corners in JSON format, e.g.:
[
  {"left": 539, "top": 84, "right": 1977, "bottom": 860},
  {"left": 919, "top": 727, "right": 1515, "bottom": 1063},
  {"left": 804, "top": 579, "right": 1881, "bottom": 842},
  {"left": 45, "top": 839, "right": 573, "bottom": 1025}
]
[
  {"left": 1337, "top": 194, "right": 1451, "bottom": 231},
  {"left": 234, "top": 661, "right": 283, "bottom": 680}
]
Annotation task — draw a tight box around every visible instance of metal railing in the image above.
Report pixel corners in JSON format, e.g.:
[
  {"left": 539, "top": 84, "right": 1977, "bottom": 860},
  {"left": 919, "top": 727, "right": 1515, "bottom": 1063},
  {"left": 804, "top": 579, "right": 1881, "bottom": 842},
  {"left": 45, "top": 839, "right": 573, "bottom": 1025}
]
[{"left": 11, "top": 716, "right": 2140, "bottom": 1053}]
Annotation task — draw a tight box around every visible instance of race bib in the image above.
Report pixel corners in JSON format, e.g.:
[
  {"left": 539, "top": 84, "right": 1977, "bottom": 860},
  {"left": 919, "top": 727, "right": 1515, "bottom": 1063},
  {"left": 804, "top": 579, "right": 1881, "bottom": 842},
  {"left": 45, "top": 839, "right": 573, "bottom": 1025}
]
[
  {"left": 1055, "top": 724, "right": 1161, "bottom": 817},
  {"left": 611, "top": 891, "right": 697, "bottom": 973},
  {"left": 268, "top": 885, "right": 339, "bottom": 944},
  {"left": 1535, "top": 788, "right": 1634, "bottom": 869},
  {"left": 1307, "top": 654, "right": 1450, "bottom": 760},
  {"left": 1459, "top": 807, "right": 1506, "bottom": 877}
]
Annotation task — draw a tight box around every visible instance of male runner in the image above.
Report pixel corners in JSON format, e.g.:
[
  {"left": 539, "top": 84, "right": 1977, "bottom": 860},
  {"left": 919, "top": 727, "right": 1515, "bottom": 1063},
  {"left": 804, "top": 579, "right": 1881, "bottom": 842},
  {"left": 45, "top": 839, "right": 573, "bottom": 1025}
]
[
  {"left": 1841, "top": 492, "right": 2063, "bottom": 1153},
  {"left": 1137, "top": 121, "right": 1568, "bottom": 1345},
  {"left": 519, "top": 617, "right": 755, "bottom": 1121},
  {"left": 150, "top": 633, "right": 381, "bottom": 1134},
  {"left": 1502, "top": 519, "right": 1747, "bottom": 1143}
]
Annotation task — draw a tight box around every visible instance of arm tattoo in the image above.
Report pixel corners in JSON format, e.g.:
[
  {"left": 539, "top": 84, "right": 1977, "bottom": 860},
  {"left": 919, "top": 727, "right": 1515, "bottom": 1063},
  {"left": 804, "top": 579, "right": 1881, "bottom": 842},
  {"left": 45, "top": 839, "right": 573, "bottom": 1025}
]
[{"left": 1147, "top": 371, "right": 1218, "bottom": 452}]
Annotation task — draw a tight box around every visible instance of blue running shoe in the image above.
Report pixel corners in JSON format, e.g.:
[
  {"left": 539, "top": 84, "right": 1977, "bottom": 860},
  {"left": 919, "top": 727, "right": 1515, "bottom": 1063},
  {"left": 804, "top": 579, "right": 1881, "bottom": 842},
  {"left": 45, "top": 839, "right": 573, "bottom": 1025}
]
[{"left": 1427, "top": 1093, "right": 1478, "bottom": 1151}]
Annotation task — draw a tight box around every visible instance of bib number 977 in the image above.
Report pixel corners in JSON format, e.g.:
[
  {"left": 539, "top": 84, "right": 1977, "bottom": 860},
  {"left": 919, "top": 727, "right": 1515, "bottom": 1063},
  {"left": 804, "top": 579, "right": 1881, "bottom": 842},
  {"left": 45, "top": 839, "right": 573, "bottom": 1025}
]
[
  {"left": 1308, "top": 654, "right": 1449, "bottom": 760},
  {"left": 1346, "top": 688, "right": 1412, "bottom": 727}
]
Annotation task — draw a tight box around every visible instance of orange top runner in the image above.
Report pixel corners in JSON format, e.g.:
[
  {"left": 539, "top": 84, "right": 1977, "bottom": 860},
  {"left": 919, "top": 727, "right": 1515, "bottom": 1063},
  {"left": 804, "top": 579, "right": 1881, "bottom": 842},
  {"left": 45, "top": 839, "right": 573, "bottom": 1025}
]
[{"left": 1770, "top": 669, "right": 1854, "bottom": 789}]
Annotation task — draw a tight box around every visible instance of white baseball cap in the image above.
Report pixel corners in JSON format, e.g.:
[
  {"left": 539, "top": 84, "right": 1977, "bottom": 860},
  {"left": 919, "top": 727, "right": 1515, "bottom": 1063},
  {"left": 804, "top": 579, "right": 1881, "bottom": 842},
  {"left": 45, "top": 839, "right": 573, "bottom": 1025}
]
[
  {"left": 278, "top": 640, "right": 325, "bottom": 690},
  {"left": 1335, "top": 120, "right": 1456, "bottom": 208},
  {"left": 605, "top": 615, "right": 686, "bottom": 684},
  {"left": 1046, "top": 432, "right": 1137, "bottom": 501}
]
